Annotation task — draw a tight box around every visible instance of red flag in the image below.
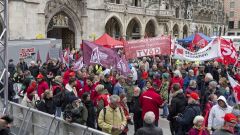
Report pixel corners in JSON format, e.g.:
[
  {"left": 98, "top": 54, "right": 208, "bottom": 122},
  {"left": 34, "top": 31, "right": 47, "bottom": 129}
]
[
  {"left": 227, "top": 74, "right": 240, "bottom": 104},
  {"left": 192, "top": 33, "right": 208, "bottom": 49},
  {"left": 37, "top": 50, "right": 41, "bottom": 62},
  {"left": 46, "top": 51, "right": 50, "bottom": 62},
  {"left": 218, "top": 38, "right": 238, "bottom": 65}
]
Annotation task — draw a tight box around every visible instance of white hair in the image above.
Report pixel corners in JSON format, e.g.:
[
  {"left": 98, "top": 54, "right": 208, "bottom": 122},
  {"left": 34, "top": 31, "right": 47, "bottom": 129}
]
[
  {"left": 134, "top": 86, "right": 141, "bottom": 96},
  {"left": 110, "top": 95, "right": 120, "bottom": 104},
  {"left": 174, "top": 70, "right": 182, "bottom": 78},
  {"left": 144, "top": 111, "right": 155, "bottom": 124},
  {"left": 205, "top": 73, "right": 213, "bottom": 80},
  {"left": 193, "top": 115, "right": 204, "bottom": 124},
  {"left": 209, "top": 81, "right": 218, "bottom": 88},
  {"left": 189, "top": 80, "right": 197, "bottom": 86}
]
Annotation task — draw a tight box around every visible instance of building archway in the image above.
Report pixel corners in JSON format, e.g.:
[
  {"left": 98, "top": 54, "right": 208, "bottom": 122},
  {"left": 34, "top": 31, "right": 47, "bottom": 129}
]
[
  {"left": 204, "top": 27, "right": 208, "bottom": 35},
  {"left": 47, "top": 12, "right": 75, "bottom": 49},
  {"left": 208, "top": 28, "right": 211, "bottom": 36},
  {"left": 199, "top": 27, "right": 204, "bottom": 33},
  {"left": 105, "top": 17, "right": 123, "bottom": 39},
  {"left": 145, "top": 20, "right": 156, "bottom": 37},
  {"left": 172, "top": 24, "right": 179, "bottom": 38},
  {"left": 164, "top": 24, "right": 169, "bottom": 35},
  {"left": 183, "top": 25, "right": 188, "bottom": 38},
  {"left": 126, "top": 18, "right": 141, "bottom": 40}
]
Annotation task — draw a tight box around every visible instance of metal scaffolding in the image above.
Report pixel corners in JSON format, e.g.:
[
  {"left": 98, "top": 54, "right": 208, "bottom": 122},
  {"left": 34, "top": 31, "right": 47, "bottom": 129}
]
[{"left": 0, "top": 0, "right": 8, "bottom": 114}]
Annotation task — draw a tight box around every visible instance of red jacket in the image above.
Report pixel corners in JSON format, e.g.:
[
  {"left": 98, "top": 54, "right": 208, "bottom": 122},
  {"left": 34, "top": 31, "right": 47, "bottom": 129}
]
[
  {"left": 96, "top": 94, "right": 110, "bottom": 107},
  {"left": 235, "top": 73, "right": 240, "bottom": 83},
  {"left": 63, "top": 69, "right": 73, "bottom": 86},
  {"left": 37, "top": 81, "right": 49, "bottom": 98},
  {"left": 171, "top": 77, "right": 184, "bottom": 89},
  {"left": 139, "top": 87, "right": 163, "bottom": 121},
  {"left": 153, "top": 78, "right": 162, "bottom": 87}
]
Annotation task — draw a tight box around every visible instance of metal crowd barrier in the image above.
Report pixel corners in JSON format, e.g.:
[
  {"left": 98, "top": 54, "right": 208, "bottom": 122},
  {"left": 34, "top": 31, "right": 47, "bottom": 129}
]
[{"left": 0, "top": 101, "right": 110, "bottom": 135}]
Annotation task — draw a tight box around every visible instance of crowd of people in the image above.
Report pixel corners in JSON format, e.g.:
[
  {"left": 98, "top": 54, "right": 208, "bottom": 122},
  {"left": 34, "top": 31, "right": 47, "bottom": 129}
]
[{"left": 3, "top": 53, "right": 240, "bottom": 135}]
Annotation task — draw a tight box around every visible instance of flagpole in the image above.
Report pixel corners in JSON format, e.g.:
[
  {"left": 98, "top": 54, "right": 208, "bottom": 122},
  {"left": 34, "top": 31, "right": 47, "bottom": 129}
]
[{"left": 169, "top": 35, "right": 172, "bottom": 67}]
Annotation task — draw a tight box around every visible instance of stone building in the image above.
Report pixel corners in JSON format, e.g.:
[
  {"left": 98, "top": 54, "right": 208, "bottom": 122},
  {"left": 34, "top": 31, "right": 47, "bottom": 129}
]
[
  {"left": 224, "top": 0, "right": 240, "bottom": 36},
  {"left": 1, "top": 0, "right": 226, "bottom": 49}
]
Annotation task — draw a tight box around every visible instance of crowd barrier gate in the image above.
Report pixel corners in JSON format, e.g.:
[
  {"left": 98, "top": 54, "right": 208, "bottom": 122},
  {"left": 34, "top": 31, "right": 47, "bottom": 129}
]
[{"left": 0, "top": 101, "right": 110, "bottom": 135}]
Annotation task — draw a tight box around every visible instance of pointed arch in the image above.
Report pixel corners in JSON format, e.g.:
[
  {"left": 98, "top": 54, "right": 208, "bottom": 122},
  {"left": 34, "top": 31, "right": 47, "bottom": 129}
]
[
  {"left": 145, "top": 19, "right": 157, "bottom": 37},
  {"left": 126, "top": 17, "right": 142, "bottom": 40},
  {"left": 172, "top": 24, "right": 179, "bottom": 38},
  {"left": 105, "top": 16, "right": 123, "bottom": 39},
  {"left": 183, "top": 25, "right": 188, "bottom": 38}
]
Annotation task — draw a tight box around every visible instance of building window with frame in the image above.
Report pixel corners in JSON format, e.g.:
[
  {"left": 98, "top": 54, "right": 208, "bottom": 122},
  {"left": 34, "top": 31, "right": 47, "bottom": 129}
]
[
  {"left": 230, "top": 2, "right": 235, "bottom": 8},
  {"left": 229, "top": 21, "right": 234, "bottom": 29},
  {"left": 230, "top": 11, "right": 234, "bottom": 18}
]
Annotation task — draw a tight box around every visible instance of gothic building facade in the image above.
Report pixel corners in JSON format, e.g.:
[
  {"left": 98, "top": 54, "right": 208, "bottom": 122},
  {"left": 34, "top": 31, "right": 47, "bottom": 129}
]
[{"left": 3, "top": 0, "right": 226, "bottom": 49}]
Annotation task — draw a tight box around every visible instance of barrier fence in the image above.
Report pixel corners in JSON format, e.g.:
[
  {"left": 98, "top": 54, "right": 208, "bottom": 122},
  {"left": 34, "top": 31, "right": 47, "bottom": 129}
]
[{"left": 0, "top": 101, "right": 110, "bottom": 135}]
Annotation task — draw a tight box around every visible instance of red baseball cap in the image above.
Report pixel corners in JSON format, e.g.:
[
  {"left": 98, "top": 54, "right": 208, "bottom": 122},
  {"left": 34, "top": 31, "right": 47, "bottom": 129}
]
[
  {"left": 36, "top": 74, "right": 44, "bottom": 79},
  {"left": 69, "top": 72, "right": 76, "bottom": 77},
  {"left": 187, "top": 92, "right": 200, "bottom": 100},
  {"left": 223, "top": 113, "right": 237, "bottom": 123}
]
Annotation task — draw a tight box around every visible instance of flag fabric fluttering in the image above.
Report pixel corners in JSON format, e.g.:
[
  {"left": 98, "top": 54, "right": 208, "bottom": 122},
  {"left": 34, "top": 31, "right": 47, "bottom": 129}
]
[
  {"left": 227, "top": 73, "right": 240, "bottom": 104},
  {"left": 37, "top": 49, "right": 41, "bottom": 62},
  {"left": 82, "top": 40, "right": 130, "bottom": 76},
  {"left": 46, "top": 51, "right": 50, "bottom": 62}
]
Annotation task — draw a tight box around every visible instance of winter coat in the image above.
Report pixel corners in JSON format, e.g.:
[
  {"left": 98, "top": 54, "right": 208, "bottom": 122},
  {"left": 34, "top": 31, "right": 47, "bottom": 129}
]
[
  {"left": 185, "top": 87, "right": 199, "bottom": 95},
  {"left": 100, "top": 80, "right": 113, "bottom": 95},
  {"left": 213, "top": 129, "right": 233, "bottom": 135},
  {"left": 171, "top": 77, "right": 184, "bottom": 89},
  {"left": 17, "top": 62, "right": 28, "bottom": 72},
  {"left": 208, "top": 96, "right": 233, "bottom": 130},
  {"left": 203, "top": 101, "right": 214, "bottom": 127},
  {"left": 37, "top": 81, "right": 49, "bottom": 98},
  {"left": 36, "top": 98, "right": 56, "bottom": 115},
  {"left": 83, "top": 101, "right": 96, "bottom": 128},
  {"left": 188, "top": 128, "right": 209, "bottom": 135},
  {"left": 168, "top": 90, "right": 187, "bottom": 122},
  {"left": 113, "top": 82, "right": 125, "bottom": 96},
  {"left": 183, "top": 75, "right": 197, "bottom": 91},
  {"left": 98, "top": 106, "right": 127, "bottom": 135},
  {"left": 159, "top": 81, "right": 169, "bottom": 101},
  {"left": 176, "top": 103, "right": 201, "bottom": 133},
  {"left": 0, "top": 128, "right": 11, "bottom": 135},
  {"left": 29, "top": 65, "right": 39, "bottom": 78},
  {"left": 133, "top": 96, "right": 143, "bottom": 132},
  {"left": 63, "top": 69, "right": 74, "bottom": 86},
  {"left": 135, "top": 124, "right": 163, "bottom": 135},
  {"left": 139, "top": 87, "right": 163, "bottom": 121},
  {"left": 53, "top": 89, "right": 76, "bottom": 110},
  {"left": 8, "top": 63, "right": 15, "bottom": 78},
  {"left": 124, "top": 82, "right": 134, "bottom": 103},
  {"left": 63, "top": 102, "right": 88, "bottom": 125},
  {"left": 52, "top": 82, "right": 63, "bottom": 96}
]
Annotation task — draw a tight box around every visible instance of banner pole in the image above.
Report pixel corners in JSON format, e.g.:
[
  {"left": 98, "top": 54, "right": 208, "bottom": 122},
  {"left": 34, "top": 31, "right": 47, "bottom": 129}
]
[{"left": 170, "top": 35, "right": 172, "bottom": 67}]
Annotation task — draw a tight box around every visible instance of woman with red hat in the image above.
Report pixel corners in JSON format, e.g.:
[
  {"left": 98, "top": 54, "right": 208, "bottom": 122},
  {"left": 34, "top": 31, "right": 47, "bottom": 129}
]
[
  {"left": 21, "top": 81, "right": 39, "bottom": 108},
  {"left": 36, "top": 73, "right": 49, "bottom": 98}
]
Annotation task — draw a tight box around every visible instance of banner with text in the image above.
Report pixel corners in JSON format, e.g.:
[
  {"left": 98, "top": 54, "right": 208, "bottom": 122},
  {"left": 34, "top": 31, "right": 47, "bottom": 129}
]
[
  {"left": 173, "top": 38, "right": 221, "bottom": 61},
  {"left": 124, "top": 36, "right": 171, "bottom": 59}
]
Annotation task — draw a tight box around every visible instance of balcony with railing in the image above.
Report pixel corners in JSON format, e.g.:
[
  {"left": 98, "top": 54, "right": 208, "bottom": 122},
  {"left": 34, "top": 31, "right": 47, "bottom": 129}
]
[{"left": 104, "top": 2, "right": 175, "bottom": 17}]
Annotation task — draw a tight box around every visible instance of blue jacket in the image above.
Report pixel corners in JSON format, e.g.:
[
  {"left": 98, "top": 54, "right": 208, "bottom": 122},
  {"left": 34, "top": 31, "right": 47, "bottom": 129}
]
[
  {"left": 183, "top": 76, "right": 197, "bottom": 91},
  {"left": 113, "top": 82, "right": 125, "bottom": 95}
]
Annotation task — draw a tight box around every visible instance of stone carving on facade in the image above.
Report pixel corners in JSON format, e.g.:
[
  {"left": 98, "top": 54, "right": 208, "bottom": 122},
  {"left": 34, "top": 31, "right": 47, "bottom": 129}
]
[{"left": 52, "top": 14, "right": 69, "bottom": 27}]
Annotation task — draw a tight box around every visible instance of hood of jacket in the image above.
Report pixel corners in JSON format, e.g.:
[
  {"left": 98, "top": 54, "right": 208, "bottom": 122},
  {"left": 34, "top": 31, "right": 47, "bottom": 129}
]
[{"left": 217, "top": 95, "right": 230, "bottom": 109}]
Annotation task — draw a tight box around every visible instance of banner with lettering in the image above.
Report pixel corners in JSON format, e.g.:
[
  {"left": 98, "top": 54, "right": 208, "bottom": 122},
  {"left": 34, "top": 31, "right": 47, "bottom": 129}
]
[
  {"left": 173, "top": 38, "right": 221, "bottom": 61},
  {"left": 124, "top": 36, "right": 171, "bottom": 59}
]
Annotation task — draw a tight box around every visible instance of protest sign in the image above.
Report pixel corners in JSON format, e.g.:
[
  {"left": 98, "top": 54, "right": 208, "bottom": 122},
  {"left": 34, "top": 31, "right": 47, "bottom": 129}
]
[{"left": 124, "top": 36, "right": 171, "bottom": 59}]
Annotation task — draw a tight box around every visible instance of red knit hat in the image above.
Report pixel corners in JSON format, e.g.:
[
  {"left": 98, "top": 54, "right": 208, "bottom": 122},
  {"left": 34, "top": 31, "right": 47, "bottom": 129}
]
[
  {"left": 223, "top": 113, "right": 237, "bottom": 123},
  {"left": 187, "top": 92, "right": 200, "bottom": 100}
]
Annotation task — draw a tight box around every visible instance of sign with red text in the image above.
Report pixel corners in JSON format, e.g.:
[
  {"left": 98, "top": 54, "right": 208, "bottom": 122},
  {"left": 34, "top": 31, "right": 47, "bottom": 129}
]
[
  {"left": 124, "top": 36, "right": 171, "bottom": 59},
  {"left": 19, "top": 48, "right": 35, "bottom": 59}
]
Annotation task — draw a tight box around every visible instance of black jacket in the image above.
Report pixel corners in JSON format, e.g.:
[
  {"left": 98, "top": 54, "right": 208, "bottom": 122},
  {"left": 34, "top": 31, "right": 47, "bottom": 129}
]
[
  {"left": 8, "top": 63, "right": 15, "bottom": 78},
  {"left": 36, "top": 98, "right": 56, "bottom": 115},
  {"left": 168, "top": 90, "right": 187, "bottom": 122},
  {"left": 29, "top": 65, "right": 39, "bottom": 78},
  {"left": 17, "top": 62, "right": 28, "bottom": 72},
  {"left": 83, "top": 101, "right": 96, "bottom": 128},
  {"left": 176, "top": 103, "right": 201, "bottom": 133},
  {"left": 133, "top": 96, "right": 143, "bottom": 132},
  {"left": 0, "top": 128, "right": 11, "bottom": 135},
  {"left": 100, "top": 80, "right": 113, "bottom": 95},
  {"left": 135, "top": 124, "right": 163, "bottom": 135}
]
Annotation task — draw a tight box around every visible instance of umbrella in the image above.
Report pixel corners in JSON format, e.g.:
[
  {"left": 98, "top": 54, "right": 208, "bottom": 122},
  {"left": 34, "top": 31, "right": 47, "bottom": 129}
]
[{"left": 94, "top": 33, "right": 124, "bottom": 48}]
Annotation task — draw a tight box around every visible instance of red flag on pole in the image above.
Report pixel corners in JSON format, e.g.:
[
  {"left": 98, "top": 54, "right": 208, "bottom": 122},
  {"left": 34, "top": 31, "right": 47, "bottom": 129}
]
[
  {"left": 227, "top": 73, "right": 240, "bottom": 104},
  {"left": 192, "top": 33, "right": 208, "bottom": 49},
  {"left": 46, "top": 51, "right": 50, "bottom": 62},
  {"left": 37, "top": 50, "right": 41, "bottom": 62}
]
